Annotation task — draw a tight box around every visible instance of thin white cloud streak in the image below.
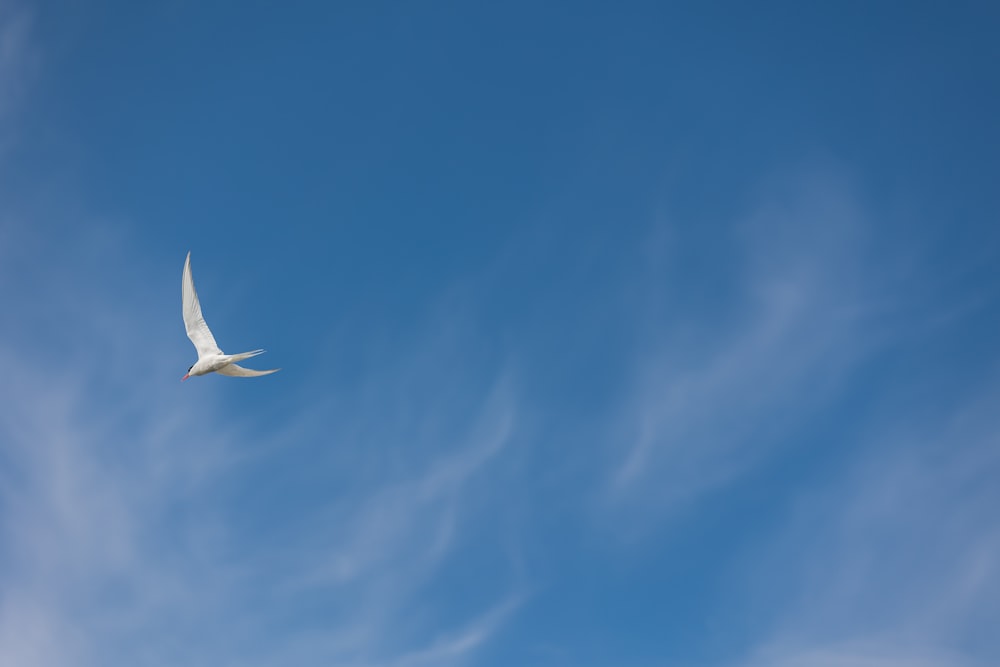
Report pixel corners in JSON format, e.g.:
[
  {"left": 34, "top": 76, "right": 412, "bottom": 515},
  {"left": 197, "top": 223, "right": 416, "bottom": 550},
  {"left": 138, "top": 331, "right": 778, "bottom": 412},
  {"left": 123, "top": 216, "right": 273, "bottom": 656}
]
[
  {"left": 607, "top": 173, "right": 877, "bottom": 516},
  {"left": 290, "top": 394, "right": 512, "bottom": 589},
  {"left": 385, "top": 594, "right": 524, "bottom": 667}
]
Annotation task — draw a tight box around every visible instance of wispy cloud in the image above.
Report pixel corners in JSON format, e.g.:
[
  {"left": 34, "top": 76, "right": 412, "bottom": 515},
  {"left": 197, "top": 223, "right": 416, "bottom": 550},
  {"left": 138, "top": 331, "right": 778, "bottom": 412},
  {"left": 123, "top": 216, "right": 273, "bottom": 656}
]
[
  {"left": 0, "top": 216, "right": 524, "bottom": 667},
  {"left": 605, "top": 172, "right": 879, "bottom": 518},
  {"left": 245, "top": 377, "right": 519, "bottom": 666},
  {"left": 723, "top": 377, "right": 1000, "bottom": 667},
  {"left": 736, "top": 642, "right": 981, "bottom": 667},
  {"left": 588, "top": 169, "right": 999, "bottom": 663},
  {"left": 0, "top": 0, "right": 33, "bottom": 152},
  {"left": 385, "top": 594, "right": 524, "bottom": 667}
]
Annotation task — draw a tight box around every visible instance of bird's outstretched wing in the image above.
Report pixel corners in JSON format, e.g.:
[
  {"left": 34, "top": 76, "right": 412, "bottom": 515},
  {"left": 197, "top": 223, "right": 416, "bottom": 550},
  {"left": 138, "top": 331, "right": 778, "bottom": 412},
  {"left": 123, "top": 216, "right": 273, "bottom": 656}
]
[
  {"left": 216, "top": 363, "right": 280, "bottom": 377},
  {"left": 182, "top": 252, "right": 223, "bottom": 359}
]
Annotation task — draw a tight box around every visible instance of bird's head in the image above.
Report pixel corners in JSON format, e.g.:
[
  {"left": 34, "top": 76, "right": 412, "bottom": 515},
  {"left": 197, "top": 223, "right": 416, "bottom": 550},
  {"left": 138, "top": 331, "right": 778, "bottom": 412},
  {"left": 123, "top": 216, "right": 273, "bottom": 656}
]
[{"left": 182, "top": 365, "right": 193, "bottom": 381}]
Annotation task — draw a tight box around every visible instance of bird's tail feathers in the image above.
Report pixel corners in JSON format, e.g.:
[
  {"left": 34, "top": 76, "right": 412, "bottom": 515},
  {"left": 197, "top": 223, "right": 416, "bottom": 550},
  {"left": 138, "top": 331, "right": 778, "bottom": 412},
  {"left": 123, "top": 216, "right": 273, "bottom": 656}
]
[{"left": 227, "top": 349, "right": 266, "bottom": 364}]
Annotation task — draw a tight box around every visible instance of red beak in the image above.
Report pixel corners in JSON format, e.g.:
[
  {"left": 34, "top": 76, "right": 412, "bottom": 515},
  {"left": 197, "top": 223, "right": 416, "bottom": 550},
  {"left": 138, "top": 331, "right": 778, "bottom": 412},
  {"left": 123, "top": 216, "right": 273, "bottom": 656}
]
[{"left": 181, "top": 373, "right": 189, "bottom": 381}]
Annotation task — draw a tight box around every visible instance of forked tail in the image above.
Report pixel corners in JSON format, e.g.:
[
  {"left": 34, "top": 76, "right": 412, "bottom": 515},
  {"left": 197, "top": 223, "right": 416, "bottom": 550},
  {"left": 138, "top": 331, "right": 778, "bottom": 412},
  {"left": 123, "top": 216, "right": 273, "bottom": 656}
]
[{"left": 227, "top": 349, "right": 266, "bottom": 364}]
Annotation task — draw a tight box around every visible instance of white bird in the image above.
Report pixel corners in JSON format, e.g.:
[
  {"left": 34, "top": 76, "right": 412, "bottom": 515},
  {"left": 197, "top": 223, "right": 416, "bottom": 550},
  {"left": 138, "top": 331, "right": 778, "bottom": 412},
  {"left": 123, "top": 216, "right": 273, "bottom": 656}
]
[{"left": 181, "top": 251, "right": 280, "bottom": 381}]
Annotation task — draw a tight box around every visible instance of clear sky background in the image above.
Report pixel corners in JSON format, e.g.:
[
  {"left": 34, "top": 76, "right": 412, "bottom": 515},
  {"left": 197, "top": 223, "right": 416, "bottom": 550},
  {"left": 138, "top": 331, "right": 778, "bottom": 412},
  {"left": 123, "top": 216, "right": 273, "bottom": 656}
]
[{"left": 1, "top": 2, "right": 999, "bottom": 666}]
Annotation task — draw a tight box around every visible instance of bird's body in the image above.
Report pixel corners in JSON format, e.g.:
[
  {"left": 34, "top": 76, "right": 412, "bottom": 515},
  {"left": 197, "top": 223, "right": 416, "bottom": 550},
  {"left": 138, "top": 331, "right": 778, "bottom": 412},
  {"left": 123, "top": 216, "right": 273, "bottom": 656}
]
[{"left": 182, "top": 252, "right": 279, "bottom": 380}]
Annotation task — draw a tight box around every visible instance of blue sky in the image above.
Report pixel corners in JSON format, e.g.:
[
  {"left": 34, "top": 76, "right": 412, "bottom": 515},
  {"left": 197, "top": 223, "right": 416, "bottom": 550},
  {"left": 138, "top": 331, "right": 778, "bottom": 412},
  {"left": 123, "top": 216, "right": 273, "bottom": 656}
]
[{"left": 1, "top": 1, "right": 999, "bottom": 665}]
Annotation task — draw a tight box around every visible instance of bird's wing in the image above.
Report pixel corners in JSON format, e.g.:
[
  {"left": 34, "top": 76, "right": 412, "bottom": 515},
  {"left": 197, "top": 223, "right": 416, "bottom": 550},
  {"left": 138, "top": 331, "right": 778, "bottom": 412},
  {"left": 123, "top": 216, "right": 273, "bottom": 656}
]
[
  {"left": 216, "top": 363, "right": 280, "bottom": 377},
  {"left": 182, "top": 252, "right": 223, "bottom": 359}
]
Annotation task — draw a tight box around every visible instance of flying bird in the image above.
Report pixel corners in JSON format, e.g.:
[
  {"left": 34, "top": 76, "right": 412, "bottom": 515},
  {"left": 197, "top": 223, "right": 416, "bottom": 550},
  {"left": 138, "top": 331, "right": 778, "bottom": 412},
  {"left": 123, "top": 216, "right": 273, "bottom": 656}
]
[{"left": 181, "top": 251, "right": 280, "bottom": 381}]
